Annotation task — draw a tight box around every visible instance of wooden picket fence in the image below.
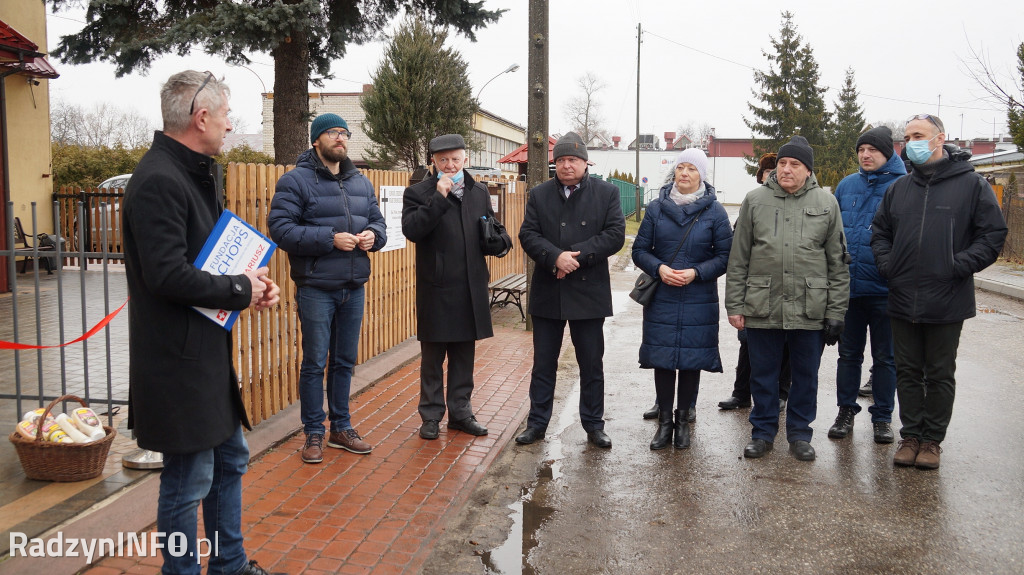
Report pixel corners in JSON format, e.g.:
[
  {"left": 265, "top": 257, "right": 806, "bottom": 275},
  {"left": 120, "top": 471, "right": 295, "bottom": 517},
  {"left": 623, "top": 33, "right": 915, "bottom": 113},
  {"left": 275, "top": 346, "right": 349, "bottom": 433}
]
[{"left": 224, "top": 164, "right": 527, "bottom": 424}]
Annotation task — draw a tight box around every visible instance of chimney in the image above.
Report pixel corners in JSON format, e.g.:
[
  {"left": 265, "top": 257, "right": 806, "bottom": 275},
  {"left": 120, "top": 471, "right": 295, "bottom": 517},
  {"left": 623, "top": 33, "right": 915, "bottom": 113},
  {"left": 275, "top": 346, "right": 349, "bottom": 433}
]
[
  {"left": 612, "top": 136, "right": 621, "bottom": 149},
  {"left": 664, "top": 132, "right": 676, "bottom": 150}
]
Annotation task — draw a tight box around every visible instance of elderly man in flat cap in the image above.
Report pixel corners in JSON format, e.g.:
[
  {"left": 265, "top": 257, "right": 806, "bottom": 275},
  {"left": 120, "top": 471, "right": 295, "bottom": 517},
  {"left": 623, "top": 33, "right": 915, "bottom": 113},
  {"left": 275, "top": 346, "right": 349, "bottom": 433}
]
[
  {"left": 402, "top": 133, "right": 498, "bottom": 440},
  {"left": 515, "top": 132, "right": 626, "bottom": 449}
]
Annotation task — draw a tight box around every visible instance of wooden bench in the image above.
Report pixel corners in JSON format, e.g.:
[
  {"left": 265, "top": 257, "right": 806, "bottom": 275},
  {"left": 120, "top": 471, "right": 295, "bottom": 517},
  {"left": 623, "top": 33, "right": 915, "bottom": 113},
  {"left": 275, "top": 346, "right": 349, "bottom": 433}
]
[
  {"left": 13, "top": 216, "right": 55, "bottom": 274},
  {"left": 488, "top": 273, "right": 527, "bottom": 320}
]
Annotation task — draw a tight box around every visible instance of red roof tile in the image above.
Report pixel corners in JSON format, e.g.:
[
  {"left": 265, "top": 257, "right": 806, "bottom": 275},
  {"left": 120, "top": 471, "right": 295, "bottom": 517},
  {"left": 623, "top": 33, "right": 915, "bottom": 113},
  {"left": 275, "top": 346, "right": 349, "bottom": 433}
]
[
  {"left": 499, "top": 136, "right": 558, "bottom": 164},
  {"left": 0, "top": 19, "right": 59, "bottom": 79}
]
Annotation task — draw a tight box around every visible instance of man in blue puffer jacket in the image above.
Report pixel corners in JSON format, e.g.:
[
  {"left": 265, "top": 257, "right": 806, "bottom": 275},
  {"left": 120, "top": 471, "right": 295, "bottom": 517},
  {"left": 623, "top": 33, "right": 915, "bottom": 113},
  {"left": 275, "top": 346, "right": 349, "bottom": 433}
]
[
  {"left": 268, "top": 113, "right": 387, "bottom": 464},
  {"left": 826, "top": 126, "right": 905, "bottom": 446}
]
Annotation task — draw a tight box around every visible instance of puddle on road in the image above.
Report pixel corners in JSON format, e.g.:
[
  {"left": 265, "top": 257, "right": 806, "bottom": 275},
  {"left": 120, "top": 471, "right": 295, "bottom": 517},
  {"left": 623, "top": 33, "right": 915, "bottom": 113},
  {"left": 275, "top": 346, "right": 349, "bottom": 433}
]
[{"left": 481, "top": 387, "right": 579, "bottom": 574}]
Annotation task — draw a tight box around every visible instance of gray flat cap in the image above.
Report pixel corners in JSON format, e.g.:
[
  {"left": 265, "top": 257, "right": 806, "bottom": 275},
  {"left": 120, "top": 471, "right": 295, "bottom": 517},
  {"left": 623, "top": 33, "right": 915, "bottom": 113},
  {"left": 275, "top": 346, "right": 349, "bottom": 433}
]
[{"left": 429, "top": 134, "right": 466, "bottom": 155}]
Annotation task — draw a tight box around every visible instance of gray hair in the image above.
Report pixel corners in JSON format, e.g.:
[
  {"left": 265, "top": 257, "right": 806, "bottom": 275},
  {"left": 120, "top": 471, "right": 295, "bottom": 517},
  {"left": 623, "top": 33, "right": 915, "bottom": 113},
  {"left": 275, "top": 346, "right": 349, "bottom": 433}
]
[{"left": 160, "top": 70, "right": 230, "bottom": 133}]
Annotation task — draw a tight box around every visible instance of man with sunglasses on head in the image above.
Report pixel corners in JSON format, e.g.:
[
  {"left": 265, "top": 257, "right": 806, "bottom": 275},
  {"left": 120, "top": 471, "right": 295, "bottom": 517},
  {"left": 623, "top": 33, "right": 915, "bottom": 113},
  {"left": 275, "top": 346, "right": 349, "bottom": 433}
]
[
  {"left": 124, "top": 70, "right": 283, "bottom": 575},
  {"left": 871, "top": 113, "right": 1006, "bottom": 470},
  {"left": 269, "top": 113, "right": 386, "bottom": 464}
]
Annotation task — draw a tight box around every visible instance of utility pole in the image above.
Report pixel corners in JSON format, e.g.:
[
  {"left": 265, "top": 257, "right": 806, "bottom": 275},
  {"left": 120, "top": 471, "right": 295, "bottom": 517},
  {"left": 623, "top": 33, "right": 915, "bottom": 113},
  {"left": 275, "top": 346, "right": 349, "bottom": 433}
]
[
  {"left": 634, "top": 22, "right": 641, "bottom": 222},
  {"left": 525, "top": 0, "right": 549, "bottom": 332}
]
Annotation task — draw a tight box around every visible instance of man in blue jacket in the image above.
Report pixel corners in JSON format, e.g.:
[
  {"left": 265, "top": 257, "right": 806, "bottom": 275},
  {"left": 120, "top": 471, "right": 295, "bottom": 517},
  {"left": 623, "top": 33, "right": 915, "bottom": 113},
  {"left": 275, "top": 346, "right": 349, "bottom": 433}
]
[
  {"left": 268, "top": 113, "right": 387, "bottom": 464},
  {"left": 827, "top": 126, "right": 905, "bottom": 445},
  {"left": 872, "top": 114, "right": 1006, "bottom": 470}
]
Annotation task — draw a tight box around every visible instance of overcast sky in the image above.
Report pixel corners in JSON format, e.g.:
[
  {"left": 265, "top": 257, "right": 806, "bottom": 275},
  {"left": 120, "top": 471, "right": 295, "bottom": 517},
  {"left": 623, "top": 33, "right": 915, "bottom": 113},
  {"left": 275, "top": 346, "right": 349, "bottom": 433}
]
[{"left": 45, "top": 0, "right": 1023, "bottom": 142}]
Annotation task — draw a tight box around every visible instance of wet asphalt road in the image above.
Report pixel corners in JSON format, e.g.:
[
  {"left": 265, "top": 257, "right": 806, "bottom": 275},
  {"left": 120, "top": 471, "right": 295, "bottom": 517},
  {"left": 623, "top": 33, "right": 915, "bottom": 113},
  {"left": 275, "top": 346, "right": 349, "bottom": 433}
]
[{"left": 425, "top": 255, "right": 1024, "bottom": 575}]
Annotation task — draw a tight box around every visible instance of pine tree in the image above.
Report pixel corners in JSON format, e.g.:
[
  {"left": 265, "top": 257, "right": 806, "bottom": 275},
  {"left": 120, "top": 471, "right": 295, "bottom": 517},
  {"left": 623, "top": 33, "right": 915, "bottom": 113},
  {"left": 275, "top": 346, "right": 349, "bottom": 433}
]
[
  {"left": 1007, "top": 43, "right": 1024, "bottom": 152},
  {"left": 818, "top": 68, "right": 866, "bottom": 189},
  {"left": 361, "top": 18, "right": 475, "bottom": 170},
  {"left": 744, "top": 12, "right": 830, "bottom": 176},
  {"left": 47, "top": 0, "right": 503, "bottom": 165}
]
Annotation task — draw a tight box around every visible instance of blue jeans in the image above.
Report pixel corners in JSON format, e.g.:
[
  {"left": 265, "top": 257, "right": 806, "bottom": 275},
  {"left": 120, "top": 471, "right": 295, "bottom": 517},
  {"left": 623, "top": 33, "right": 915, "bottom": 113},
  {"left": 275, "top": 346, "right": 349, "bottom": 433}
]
[
  {"left": 158, "top": 425, "right": 248, "bottom": 575},
  {"left": 747, "top": 328, "right": 823, "bottom": 443},
  {"left": 836, "top": 296, "right": 896, "bottom": 422},
  {"left": 296, "top": 285, "right": 365, "bottom": 435}
]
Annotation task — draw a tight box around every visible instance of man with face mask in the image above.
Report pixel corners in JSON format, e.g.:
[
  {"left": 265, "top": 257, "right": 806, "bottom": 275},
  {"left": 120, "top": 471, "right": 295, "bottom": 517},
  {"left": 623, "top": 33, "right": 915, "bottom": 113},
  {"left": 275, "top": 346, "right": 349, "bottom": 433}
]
[
  {"left": 871, "top": 114, "right": 1007, "bottom": 470},
  {"left": 402, "top": 134, "right": 497, "bottom": 441}
]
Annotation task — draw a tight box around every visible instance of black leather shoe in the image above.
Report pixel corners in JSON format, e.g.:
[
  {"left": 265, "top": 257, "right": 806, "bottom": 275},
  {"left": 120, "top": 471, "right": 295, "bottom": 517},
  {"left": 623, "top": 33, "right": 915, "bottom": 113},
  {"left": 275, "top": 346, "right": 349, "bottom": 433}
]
[
  {"left": 448, "top": 415, "right": 488, "bottom": 436},
  {"left": 642, "top": 403, "right": 659, "bottom": 419},
  {"left": 828, "top": 407, "right": 856, "bottom": 439},
  {"left": 515, "top": 427, "right": 545, "bottom": 445},
  {"left": 873, "top": 421, "right": 894, "bottom": 444},
  {"left": 237, "top": 559, "right": 286, "bottom": 575},
  {"left": 743, "top": 439, "right": 773, "bottom": 458},
  {"left": 419, "top": 420, "right": 440, "bottom": 440},
  {"left": 587, "top": 429, "right": 612, "bottom": 448},
  {"left": 789, "top": 440, "right": 816, "bottom": 461},
  {"left": 718, "top": 396, "right": 751, "bottom": 410},
  {"left": 859, "top": 374, "right": 874, "bottom": 397},
  {"left": 686, "top": 406, "right": 696, "bottom": 423}
]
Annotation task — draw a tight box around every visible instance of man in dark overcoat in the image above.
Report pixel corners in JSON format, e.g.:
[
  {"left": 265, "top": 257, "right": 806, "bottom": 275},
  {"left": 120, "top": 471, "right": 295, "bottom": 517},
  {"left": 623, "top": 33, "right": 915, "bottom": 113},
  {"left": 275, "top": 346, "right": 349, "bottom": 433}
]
[
  {"left": 123, "top": 71, "right": 281, "bottom": 575},
  {"left": 402, "top": 134, "right": 495, "bottom": 440},
  {"left": 515, "top": 132, "right": 626, "bottom": 448}
]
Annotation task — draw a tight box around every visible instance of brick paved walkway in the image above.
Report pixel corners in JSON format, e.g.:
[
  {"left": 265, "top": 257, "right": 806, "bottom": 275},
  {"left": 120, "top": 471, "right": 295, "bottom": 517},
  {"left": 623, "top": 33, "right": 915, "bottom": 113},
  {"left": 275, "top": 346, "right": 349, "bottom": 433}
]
[{"left": 83, "top": 325, "right": 533, "bottom": 575}]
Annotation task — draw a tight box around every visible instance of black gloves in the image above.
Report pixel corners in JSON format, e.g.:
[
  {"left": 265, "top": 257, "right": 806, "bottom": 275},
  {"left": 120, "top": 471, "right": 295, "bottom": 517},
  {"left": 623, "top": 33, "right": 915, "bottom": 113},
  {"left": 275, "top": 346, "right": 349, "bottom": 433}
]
[{"left": 823, "top": 319, "right": 844, "bottom": 346}]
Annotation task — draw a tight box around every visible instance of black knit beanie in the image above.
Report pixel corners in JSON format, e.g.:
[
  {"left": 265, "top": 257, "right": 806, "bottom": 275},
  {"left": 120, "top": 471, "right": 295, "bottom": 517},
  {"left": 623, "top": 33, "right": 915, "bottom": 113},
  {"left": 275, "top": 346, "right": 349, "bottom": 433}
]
[
  {"left": 777, "top": 135, "right": 814, "bottom": 172},
  {"left": 856, "top": 126, "right": 894, "bottom": 160}
]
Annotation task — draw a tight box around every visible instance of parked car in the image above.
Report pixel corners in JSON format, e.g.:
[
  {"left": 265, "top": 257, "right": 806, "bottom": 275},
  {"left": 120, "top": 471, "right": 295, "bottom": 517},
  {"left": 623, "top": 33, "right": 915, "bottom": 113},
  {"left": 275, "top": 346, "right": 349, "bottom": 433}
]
[
  {"left": 73, "top": 174, "right": 130, "bottom": 253},
  {"left": 97, "top": 173, "right": 132, "bottom": 191},
  {"left": 465, "top": 166, "right": 503, "bottom": 180}
]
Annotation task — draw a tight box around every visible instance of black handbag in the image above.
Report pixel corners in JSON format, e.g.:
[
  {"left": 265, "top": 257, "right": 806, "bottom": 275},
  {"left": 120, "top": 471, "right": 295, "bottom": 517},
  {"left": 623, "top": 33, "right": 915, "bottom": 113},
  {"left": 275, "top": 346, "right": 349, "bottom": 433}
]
[
  {"left": 480, "top": 214, "right": 513, "bottom": 257},
  {"left": 629, "top": 206, "right": 706, "bottom": 306}
]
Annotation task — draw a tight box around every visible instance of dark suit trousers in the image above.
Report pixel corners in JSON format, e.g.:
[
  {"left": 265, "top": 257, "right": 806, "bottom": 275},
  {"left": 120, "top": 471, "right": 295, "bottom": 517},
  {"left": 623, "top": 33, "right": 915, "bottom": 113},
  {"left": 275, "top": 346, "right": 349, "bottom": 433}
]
[
  {"left": 418, "top": 340, "right": 476, "bottom": 422},
  {"left": 526, "top": 316, "right": 606, "bottom": 433}
]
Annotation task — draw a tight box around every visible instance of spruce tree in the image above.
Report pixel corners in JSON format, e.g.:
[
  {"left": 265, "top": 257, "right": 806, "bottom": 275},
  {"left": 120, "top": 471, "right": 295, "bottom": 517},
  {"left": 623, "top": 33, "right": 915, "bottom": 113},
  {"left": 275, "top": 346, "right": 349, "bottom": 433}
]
[
  {"left": 47, "top": 1, "right": 503, "bottom": 165},
  {"left": 744, "top": 12, "right": 830, "bottom": 177},
  {"left": 361, "top": 18, "right": 475, "bottom": 170},
  {"left": 819, "top": 68, "right": 866, "bottom": 189}
]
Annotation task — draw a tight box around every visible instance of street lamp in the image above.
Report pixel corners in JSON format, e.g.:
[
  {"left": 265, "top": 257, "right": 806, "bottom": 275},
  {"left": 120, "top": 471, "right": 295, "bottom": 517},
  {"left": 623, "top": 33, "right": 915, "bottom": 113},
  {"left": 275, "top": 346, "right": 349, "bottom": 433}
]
[{"left": 476, "top": 63, "right": 520, "bottom": 100}]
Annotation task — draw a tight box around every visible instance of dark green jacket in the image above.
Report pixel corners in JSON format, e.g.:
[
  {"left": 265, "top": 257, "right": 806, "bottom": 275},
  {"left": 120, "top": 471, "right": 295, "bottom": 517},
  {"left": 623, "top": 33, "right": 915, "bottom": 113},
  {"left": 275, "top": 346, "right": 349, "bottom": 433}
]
[{"left": 725, "top": 173, "right": 850, "bottom": 330}]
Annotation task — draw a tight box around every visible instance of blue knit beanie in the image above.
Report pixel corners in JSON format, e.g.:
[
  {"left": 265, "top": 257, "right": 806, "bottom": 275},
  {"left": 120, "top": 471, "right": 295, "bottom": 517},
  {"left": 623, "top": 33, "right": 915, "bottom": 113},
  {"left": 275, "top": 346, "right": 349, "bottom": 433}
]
[{"left": 309, "top": 113, "right": 349, "bottom": 144}]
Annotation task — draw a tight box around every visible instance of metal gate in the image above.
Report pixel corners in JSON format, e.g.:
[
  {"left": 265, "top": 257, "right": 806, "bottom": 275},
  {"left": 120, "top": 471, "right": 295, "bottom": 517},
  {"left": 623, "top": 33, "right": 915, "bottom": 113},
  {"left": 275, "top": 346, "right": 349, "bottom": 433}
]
[{"left": 1, "top": 200, "right": 126, "bottom": 427}]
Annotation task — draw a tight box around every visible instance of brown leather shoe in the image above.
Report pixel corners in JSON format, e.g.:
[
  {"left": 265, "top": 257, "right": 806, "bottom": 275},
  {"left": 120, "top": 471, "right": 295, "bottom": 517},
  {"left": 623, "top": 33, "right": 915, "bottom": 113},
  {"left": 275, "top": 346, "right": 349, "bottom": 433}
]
[
  {"left": 327, "top": 429, "right": 372, "bottom": 454},
  {"left": 301, "top": 433, "right": 324, "bottom": 464},
  {"left": 915, "top": 441, "right": 942, "bottom": 470},
  {"left": 893, "top": 437, "right": 920, "bottom": 467}
]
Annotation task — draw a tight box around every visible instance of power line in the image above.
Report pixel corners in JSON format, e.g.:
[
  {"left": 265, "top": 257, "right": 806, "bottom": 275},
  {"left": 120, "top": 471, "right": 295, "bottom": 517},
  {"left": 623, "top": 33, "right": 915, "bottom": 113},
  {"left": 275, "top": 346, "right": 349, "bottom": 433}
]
[{"left": 642, "top": 29, "right": 755, "bottom": 70}]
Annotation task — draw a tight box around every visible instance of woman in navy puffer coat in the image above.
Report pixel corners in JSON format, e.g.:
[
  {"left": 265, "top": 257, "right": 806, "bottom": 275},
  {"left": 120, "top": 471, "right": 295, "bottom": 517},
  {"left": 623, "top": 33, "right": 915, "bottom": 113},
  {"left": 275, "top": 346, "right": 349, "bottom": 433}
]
[{"left": 632, "top": 148, "right": 732, "bottom": 450}]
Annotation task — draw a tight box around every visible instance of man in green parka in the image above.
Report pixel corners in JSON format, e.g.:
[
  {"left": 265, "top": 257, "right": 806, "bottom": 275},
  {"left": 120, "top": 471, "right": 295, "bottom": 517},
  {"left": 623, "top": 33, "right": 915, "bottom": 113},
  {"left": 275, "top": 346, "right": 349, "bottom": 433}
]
[{"left": 725, "top": 135, "right": 850, "bottom": 462}]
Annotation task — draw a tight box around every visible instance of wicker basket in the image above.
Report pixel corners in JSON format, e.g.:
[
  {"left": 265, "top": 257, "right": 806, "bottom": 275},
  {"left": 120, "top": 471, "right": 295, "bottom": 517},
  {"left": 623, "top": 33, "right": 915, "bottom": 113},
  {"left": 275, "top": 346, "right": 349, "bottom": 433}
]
[{"left": 8, "top": 394, "right": 117, "bottom": 482}]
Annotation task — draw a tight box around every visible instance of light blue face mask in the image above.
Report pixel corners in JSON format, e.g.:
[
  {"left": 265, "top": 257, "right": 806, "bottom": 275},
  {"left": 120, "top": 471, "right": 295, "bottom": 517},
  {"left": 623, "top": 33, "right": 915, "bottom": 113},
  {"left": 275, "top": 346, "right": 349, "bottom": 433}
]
[
  {"left": 905, "top": 135, "right": 938, "bottom": 165},
  {"left": 440, "top": 170, "right": 465, "bottom": 183}
]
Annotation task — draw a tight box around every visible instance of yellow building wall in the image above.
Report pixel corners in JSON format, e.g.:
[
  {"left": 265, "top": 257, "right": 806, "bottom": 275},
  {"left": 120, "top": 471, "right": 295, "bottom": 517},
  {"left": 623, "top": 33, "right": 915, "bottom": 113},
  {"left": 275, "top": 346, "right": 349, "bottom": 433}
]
[
  {"left": 473, "top": 113, "right": 525, "bottom": 143},
  {"left": 4, "top": 0, "right": 55, "bottom": 234}
]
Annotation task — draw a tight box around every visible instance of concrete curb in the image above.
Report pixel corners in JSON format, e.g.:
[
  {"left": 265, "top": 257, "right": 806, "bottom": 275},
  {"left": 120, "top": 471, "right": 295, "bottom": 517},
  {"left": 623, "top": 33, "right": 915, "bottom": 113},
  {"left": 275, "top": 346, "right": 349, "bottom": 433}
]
[
  {"left": 975, "top": 276, "right": 1024, "bottom": 302},
  {"left": 0, "top": 337, "right": 421, "bottom": 575}
]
